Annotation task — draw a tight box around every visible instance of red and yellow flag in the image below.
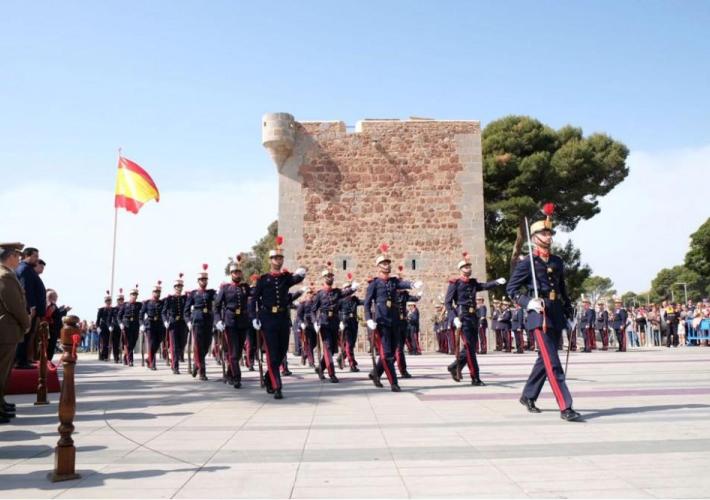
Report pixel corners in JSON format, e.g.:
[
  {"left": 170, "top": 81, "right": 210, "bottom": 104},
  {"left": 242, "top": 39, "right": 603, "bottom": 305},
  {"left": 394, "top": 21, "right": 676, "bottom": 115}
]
[{"left": 114, "top": 156, "right": 160, "bottom": 214}]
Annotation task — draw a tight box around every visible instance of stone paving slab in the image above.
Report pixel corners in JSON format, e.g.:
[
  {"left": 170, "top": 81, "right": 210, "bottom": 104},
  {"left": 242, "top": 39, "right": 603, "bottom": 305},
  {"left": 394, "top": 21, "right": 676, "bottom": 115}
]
[{"left": 1, "top": 347, "right": 710, "bottom": 498}]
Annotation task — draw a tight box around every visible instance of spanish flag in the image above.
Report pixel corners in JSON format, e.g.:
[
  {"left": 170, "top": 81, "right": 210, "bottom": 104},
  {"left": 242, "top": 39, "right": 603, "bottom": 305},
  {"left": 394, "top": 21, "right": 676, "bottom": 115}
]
[{"left": 114, "top": 156, "right": 160, "bottom": 214}]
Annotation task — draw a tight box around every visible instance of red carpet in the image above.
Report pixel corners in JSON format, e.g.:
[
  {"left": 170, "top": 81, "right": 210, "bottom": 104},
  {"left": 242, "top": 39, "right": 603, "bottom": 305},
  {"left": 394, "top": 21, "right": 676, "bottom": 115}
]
[{"left": 6, "top": 361, "right": 61, "bottom": 395}]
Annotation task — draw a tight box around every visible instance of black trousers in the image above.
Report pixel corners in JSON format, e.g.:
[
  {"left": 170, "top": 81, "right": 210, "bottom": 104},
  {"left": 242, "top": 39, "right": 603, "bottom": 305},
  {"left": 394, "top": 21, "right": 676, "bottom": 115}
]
[
  {"left": 374, "top": 323, "right": 400, "bottom": 386},
  {"left": 192, "top": 322, "right": 213, "bottom": 374},
  {"left": 168, "top": 321, "right": 188, "bottom": 370},
  {"left": 224, "top": 325, "right": 247, "bottom": 382},
  {"left": 261, "top": 315, "right": 290, "bottom": 391},
  {"left": 124, "top": 324, "right": 139, "bottom": 364},
  {"left": 318, "top": 324, "right": 338, "bottom": 377},
  {"left": 522, "top": 328, "right": 573, "bottom": 411},
  {"left": 449, "top": 320, "right": 480, "bottom": 380},
  {"left": 145, "top": 324, "right": 164, "bottom": 367}
]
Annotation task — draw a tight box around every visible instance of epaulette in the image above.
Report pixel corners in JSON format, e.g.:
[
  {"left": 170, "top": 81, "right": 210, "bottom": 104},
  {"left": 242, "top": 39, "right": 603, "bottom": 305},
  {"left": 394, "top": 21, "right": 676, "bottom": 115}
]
[
  {"left": 449, "top": 277, "right": 458, "bottom": 284},
  {"left": 367, "top": 276, "right": 375, "bottom": 283},
  {"left": 282, "top": 268, "right": 290, "bottom": 274}
]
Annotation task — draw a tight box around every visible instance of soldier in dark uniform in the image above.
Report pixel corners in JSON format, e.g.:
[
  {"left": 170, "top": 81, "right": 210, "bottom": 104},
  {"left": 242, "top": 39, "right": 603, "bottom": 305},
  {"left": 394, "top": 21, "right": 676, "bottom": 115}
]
[
  {"left": 445, "top": 252, "right": 506, "bottom": 385},
  {"left": 580, "top": 298, "right": 596, "bottom": 352},
  {"left": 364, "top": 244, "right": 420, "bottom": 392},
  {"left": 96, "top": 292, "right": 114, "bottom": 361},
  {"left": 393, "top": 266, "right": 421, "bottom": 378},
  {"left": 184, "top": 264, "right": 217, "bottom": 381},
  {"left": 118, "top": 285, "right": 142, "bottom": 366},
  {"left": 596, "top": 302, "right": 609, "bottom": 350},
  {"left": 339, "top": 274, "right": 363, "bottom": 371},
  {"left": 296, "top": 286, "right": 317, "bottom": 367},
  {"left": 280, "top": 288, "right": 304, "bottom": 377},
  {"left": 491, "top": 298, "right": 502, "bottom": 351},
  {"left": 611, "top": 297, "right": 628, "bottom": 352},
  {"left": 499, "top": 299, "right": 513, "bottom": 352},
  {"left": 407, "top": 302, "right": 421, "bottom": 355},
  {"left": 162, "top": 273, "right": 187, "bottom": 374},
  {"left": 475, "top": 297, "right": 488, "bottom": 354},
  {"left": 110, "top": 289, "right": 125, "bottom": 363},
  {"left": 511, "top": 301, "right": 525, "bottom": 354},
  {"left": 140, "top": 281, "right": 165, "bottom": 370},
  {"left": 244, "top": 274, "right": 259, "bottom": 371},
  {"left": 249, "top": 236, "right": 306, "bottom": 399},
  {"left": 507, "top": 205, "right": 582, "bottom": 421},
  {"left": 215, "top": 255, "right": 253, "bottom": 388},
  {"left": 311, "top": 263, "right": 357, "bottom": 383}
]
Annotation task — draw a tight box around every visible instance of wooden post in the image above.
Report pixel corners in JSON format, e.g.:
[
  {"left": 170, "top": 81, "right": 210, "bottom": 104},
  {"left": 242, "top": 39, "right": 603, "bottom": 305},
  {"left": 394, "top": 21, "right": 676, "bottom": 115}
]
[
  {"left": 49, "top": 315, "right": 81, "bottom": 482},
  {"left": 34, "top": 321, "right": 49, "bottom": 405}
]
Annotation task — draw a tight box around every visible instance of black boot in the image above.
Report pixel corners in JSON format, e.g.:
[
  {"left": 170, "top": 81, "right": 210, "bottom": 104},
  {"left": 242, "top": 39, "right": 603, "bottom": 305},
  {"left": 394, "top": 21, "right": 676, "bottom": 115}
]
[
  {"left": 329, "top": 374, "right": 339, "bottom": 383},
  {"left": 520, "top": 396, "right": 542, "bottom": 413},
  {"left": 350, "top": 366, "right": 360, "bottom": 372},
  {"left": 560, "top": 408, "right": 583, "bottom": 421},
  {"left": 471, "top": 378, "right": 485, "bottom": 386},
  {"left": 401, "top": 371, "right": 412, "bottom": 379},
  {"left": 274, "top": 389, "right": 283, "bottom": 400},
  {"left": 447, "top": 364, "right": 461, "bottom": 382},
  {"left": 390, "top": 384, "right": 401, "bottom": 393},
  {"left": 369, "top": 371, "right": 383, "bottom": 388}
]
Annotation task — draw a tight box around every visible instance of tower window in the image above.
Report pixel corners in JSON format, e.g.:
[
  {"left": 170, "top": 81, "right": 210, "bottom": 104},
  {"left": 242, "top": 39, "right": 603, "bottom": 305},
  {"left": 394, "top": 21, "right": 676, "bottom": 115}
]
[
  {"left": 342, "top": 259, "right": 347, "bottom": 271},
  {"left": 411, "top": 259, "right": 416, "bottom": 270}
]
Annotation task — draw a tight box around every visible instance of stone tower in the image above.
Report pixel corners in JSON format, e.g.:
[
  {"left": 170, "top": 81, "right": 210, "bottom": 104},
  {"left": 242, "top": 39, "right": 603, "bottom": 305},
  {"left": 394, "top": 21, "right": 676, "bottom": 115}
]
[{"left": 261, "top": 112, "right": 488, "bottom": 350}]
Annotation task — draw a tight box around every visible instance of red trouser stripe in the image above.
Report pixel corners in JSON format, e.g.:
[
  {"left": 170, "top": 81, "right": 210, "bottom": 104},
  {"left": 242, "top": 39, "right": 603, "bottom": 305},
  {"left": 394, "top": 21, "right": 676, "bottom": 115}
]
[
  {"left": 169, "top": 331, "right": 176, "bottom": 369},
  {"left": 376, "top": 330, "right": 395, "bottom": 384},
  {"left": 194, "top": 334, "right": 201, "bottom": 371},
  {"left": 260, "top": 333, "right": 279, "bottom": 389},
  {"left": 224, "top": 331, "right": 233, "bottom": 376},
  {"left": 461, "top": 333, "right": 476, "bottom": 378},
  {"left": 322, "top": 332, "right": 332, "bottom": 373},
  {"left": 535, "top": 329, "right": 566, "bottom": 410}
]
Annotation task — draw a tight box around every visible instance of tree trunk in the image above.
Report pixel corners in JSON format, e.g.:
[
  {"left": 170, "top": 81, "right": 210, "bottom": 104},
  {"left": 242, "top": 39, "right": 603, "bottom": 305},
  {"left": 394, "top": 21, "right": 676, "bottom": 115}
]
[{"left": 510, "top": 219, "right": 527, "bottom": 276}]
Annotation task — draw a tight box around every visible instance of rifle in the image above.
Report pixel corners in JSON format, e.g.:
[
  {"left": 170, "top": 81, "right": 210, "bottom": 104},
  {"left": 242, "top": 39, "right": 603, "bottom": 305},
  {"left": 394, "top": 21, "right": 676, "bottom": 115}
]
[
  {"left": 315, "top": 327, "right": 325, "bottom": 381},
  {"left": 454, "top": 324, "right": 462, "bottom": 382},
  {"left": 187, "top": 323, "right": 193, "bottom": 375},
  {"left": 220, "top": 329, "right": 227, "bottom": 383},
  {"left": 256, "top": 327, "right": 264, "bottom": 387},
  {"left": 300, "top": 327, "right": 307, "bottom": 365},
  {"left": 337, "top": 325, "right": 346, "bottom": 370},
  {"left": 369, "top": 328, "right": 381, "bottom": 386},
  {"left": 140, "top": 327, "right": 145, "bottom": 367}
]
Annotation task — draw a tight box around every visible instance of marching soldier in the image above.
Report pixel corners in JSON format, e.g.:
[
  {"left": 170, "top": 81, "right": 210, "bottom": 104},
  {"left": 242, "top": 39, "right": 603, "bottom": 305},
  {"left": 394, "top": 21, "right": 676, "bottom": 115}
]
[
  {"left": 296, "top": 285, "right": 317, "bottom": 367},
  {"left": 394, "top": 266, "right": 421, "bottom": 378},
  {"left": 311, "top": 262, "right": 357, "bottom": 383},
  {"left": 244, "top": 274, "right": 259, "bottom": 371},
  {"left": 492, "top": 298, "right": 502, "bottom": 351},
  {"left": 406, "top": 302, "right": 421, "bottom": 355},
  {"left": 507, "top": 204, "right": 582, "bottom": 421},
  {"left": 476, "top": 297, "right": 488, "bottom": 354},
  {"left": 249, "top": 236, "right": 307, "bottom": 399},
  {"left": 280, "top": 288, "right": 305, "bottom": 377},
  {"left": 511, "top": 301, "right": 525, "bottom": 354},
  {"left": 118, "top": 285, "right": 142, "bottom": 366},
  {"left": 162, "top": 273, "right": 188, "bottom": 374},
  {"left": 499, "top": 299, "right": 512, "bottom": 352},
  {"left": 96, "top": 291, "right": 114, "bottom": 361},
  {"left": 214, "top": 255, "right": 252, "bottom": 388},
  {"left": 611, "top": 297, "right": 628, "bottom": 352},
  {"left": 445, "top": 252, "right": 506, "bottom": 385},
  {"left": 140, "top": 281, "right": 164, "bottom": 370},
  {"left": 581, "top": 298, "right": 596, "bottom": 352},
  {"left": 596, "top": 301, "right": 610, "bottom": 350},
  {"left": 184, "top": 264, "right": 217, "bottom": 381},
  {"left": 110, "top": 289, "right": 125, "bottom": 363},
  {"left": 364, "top": 243, "right": 420, "bottom": 392},
  {"left": 339, "top": 274, "right": 363, "bottom": 371}
]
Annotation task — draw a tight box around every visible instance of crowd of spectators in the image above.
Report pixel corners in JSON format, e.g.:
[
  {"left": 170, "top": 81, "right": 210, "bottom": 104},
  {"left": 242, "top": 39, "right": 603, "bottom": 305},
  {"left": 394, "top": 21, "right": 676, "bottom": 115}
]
[{"left": 625, "top": 300, "right": 710, "bottom": 348}]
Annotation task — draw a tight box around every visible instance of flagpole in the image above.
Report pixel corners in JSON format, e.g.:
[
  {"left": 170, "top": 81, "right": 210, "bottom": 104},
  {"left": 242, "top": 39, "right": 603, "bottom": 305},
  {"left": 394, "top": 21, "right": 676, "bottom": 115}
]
[
  {"left": 110, "top": 206, "right": 118, "bottom": 297},
  {"left": 110, "top": 149, "right": 122, "bottom": 297}
]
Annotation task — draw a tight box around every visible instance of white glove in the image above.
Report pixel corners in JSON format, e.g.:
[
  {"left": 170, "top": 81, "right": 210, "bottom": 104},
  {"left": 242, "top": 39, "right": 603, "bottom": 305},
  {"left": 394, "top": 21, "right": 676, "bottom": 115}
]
[
  {"left": 187, "top": 321, "right": 192, "bottom": 329},
  {"left": 314, "top": 322, "right": 320, "bottom": 333},
  {"left": 413, "top": 280, "right": 423, "bottom": 289},
  {"left": 301, "top": 286, "right": 308, "bottom": 292},
  {"left": 119, "top": 323, "right": 125, "bottom": 330},
  {"left": 139, "top": 325, "right": 145, "bottom": 333},
  {"left": 339, "top": 321, "right": 345, "bottom": 331},
  {"left": 496, "top": 277, "right": 507, "bottom": 285},
  {"left": 252, "top": 319, "right": 261, "bottom": 330},
  {"left": 527, "top": 298, "right": 543, "bottom": 313},
  {"left": 367, "top": 319, "right": 377, "bottom": 330},
  {"left": 216, "top": 320, "right": 225, "bottom": 331},
  {"left": 300, "top": 322, "right": 306, "bottom": 330},
  {"left": 294, "top": 267, "right": 307, "bottom": 277},
  {"left": 453, "top": 317, "right": 462, "bottom": 329},
  {"left": 163, "top": 321, "right": 169, "bottom": 329},
  {"left": 108, "top": 326, "right": 113, "bottom": 332},
  {"left": 351, "top": 281, "right": 359, "bottom": 291},
  {"left": 416, "top": 291, "right": 423, "bottom": 298},
  {"left": 143, "top": 313, "right": 148, "bottom": 320}
]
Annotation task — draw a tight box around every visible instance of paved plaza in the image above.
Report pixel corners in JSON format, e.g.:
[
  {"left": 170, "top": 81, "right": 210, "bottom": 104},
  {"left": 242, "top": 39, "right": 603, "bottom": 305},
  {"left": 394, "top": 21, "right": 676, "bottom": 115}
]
[{"left": 2, "top": 347, "right": 710, "bottom": 498}]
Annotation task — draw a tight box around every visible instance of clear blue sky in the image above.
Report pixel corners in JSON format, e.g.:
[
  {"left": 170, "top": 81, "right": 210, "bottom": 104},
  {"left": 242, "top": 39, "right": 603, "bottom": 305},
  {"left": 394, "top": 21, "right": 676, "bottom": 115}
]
[
  {"left": 2, "top": 0, "right": 709, "bottom": 190},
  {"left": 1, "top": 1, "right": 709, "bottom": 316}
]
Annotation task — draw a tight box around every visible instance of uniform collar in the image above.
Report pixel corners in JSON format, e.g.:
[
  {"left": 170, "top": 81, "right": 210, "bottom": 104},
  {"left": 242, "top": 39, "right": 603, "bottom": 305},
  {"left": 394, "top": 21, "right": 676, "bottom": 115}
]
[{"left": 533, "top": 247, "right": 550, "bottom": 260}]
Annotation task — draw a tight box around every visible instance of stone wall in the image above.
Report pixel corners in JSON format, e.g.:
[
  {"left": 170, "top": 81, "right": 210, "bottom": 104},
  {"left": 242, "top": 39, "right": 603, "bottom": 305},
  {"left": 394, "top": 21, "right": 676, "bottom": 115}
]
[{"left": 264, "top": 114, "right": 488, "bottom": 350}]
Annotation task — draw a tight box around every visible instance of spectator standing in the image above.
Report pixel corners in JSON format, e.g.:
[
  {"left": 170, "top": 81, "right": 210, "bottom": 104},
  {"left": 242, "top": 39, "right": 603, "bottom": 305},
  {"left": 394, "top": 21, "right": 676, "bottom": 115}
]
[
  {"left": 43, "top": 289, "right": 70, "bottom": 361},
  {"left": 14, "top": 247, "right": 46, "bottom": 368},
  {"left": 0, "top": 242, "right": 31, "bottom": 424}
]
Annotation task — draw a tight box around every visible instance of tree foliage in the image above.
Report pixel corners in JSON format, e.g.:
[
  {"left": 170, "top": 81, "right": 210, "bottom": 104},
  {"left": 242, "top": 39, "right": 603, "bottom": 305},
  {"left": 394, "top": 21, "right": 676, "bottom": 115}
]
[
  {"left": 552, "top": 239, "right": 591, "bottom": 301},
  {"left": 684, "top": 217, "right": 710, "bottom": 295},
  {"left": 581, "top": 275, "right": 616, "bottom": 305},
  {"left": 223, "top": 220, "right": 278, "bottom": 278},
  {"left": 482, "top": 115, "right": 629, "bottom": 278},
  {"left": 649, "top": 265, "right": 704, "bottom": 303}
]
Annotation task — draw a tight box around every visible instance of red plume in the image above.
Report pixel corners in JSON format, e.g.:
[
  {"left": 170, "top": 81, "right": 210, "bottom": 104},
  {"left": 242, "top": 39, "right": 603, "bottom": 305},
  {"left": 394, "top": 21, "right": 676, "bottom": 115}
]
[
  {"left": 135, "top": 284, "right": 138, "bottom": 288},
  {"left": 327, "top": 261, "right": 332, "bottom": 267},
  {"left": 119, "top": 288, "right": 123, "bottom": 293},
  {"left": 179, "top": 272, "right": 184, "bottom": 278},
  {"left": 542, "top": 203, "right": 555, "bottom": 216},
  {"left": 236, "top": 254, "right": 242, "bottom": 262},
  {"left": 250, "top": 273, "right": 258, "bottom": 282},
  {"left": 379, "top": 243, "right": 389, "bottom": 253},
  {"left": 398, "top": 265, "right": 404, "bottom": 272},
  {"left": 276, "top": 235, "right": 284, "bottom": 245},
  {"left": 462, "top": 251, "right": 469, "bottom": 259},
  {"left": 105, "top": 290, "right": 110, "bottom": 295},
  {"left": 347, "top": 272, "right": 353, "bottom": 280},
  {"left": 202, "top": 263, "right": 208, "bottom": 271},
  {"left": 157, "top": 280, "right": 162, "bottom": 286}
]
